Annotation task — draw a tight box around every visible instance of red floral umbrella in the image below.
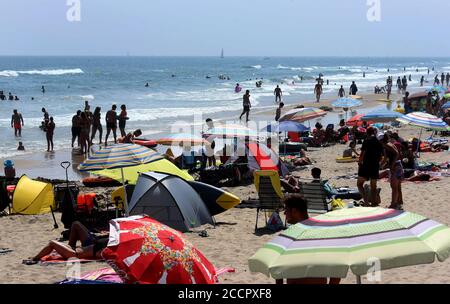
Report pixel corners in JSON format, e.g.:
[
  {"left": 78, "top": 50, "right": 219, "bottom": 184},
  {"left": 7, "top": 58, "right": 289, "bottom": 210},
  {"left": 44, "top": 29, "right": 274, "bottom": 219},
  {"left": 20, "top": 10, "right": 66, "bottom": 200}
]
[{"left": 102, "top": 215, "right": 217, "bottom": 284}]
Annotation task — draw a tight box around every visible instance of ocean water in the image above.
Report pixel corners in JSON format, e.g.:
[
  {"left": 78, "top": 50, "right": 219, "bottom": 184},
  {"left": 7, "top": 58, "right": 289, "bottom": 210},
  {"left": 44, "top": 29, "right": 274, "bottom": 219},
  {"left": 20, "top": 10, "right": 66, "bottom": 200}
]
[{"left": 0, "top": 56, "right": 449, "bottom": 158}]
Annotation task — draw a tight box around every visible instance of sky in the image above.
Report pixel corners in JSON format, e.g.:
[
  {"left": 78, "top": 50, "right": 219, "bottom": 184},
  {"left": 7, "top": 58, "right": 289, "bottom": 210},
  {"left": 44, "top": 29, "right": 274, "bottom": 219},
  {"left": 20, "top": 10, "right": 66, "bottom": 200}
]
[{"left": 1, "top": 0, "right": 450, "bottom": 57}]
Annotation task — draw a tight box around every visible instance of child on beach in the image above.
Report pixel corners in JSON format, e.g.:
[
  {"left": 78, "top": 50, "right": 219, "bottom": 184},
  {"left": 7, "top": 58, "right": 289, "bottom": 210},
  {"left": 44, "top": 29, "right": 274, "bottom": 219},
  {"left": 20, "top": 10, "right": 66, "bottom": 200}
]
[
  {"left": 342, "top": 141, "right": 359, "bottom": 158},
  {"left": 17, "top": 142, "right": 25, "bottom": 151},
  {"left": 46, "top": 117, "right": 55, "bottom": 152},
  {"left": 275, "top": 102, "right": 284, "bottom": 121}
]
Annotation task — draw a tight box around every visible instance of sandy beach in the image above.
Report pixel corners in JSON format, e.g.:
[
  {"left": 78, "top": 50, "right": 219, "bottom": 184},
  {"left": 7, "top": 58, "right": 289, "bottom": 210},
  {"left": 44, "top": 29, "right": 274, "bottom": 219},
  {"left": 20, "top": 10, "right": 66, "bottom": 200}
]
[{"left": 1, "top": 92, "right": 449, "bottom": 284}]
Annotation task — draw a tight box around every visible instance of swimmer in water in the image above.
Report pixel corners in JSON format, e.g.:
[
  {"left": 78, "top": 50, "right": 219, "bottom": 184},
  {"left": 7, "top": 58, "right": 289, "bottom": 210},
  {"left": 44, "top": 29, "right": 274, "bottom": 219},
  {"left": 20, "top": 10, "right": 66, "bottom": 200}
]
[{"left": 41, "top": 86, "right": 46, "bottom": 94}]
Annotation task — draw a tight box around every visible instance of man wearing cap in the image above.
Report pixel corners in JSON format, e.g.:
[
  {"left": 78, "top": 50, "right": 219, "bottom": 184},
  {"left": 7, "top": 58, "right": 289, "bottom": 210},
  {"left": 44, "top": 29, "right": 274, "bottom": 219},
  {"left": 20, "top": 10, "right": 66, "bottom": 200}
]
[{"left": 357, "top": 127, "right": 384, "bottom": 206}]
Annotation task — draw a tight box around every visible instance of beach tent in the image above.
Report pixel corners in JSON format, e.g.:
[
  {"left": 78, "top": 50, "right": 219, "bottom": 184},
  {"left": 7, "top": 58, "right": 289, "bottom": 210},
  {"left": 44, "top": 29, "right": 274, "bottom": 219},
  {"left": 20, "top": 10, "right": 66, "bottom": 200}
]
[
  {"left": 12, "top": 175, "right": 55, "bottom": 215},
  {"left": 128, "top": 172, "right": 214, "bottom": 232}
]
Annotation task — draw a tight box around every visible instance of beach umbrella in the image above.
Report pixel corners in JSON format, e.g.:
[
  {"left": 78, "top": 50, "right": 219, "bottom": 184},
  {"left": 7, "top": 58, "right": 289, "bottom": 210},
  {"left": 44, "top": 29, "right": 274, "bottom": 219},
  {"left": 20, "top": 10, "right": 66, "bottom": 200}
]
[
  {"left": 443, "top": 93, "right": 450, "bottom": 99},
  {"left": 428, "top": 86, "right": 447, "bottom": 94},
  {"left": 156, "top": 133, "right": 208, "bottom": 146},
  {"left": 442, "top": 101, "right": 450, "bottom": 110},
  {"left": 263, "top": 121, "right": 309, "bottom": 133},
  {"left": 93, "top": 159, "right": 193, "bottom": 184},
  {"left": 331, "top": 98, "right": 363, "bottom": 108},
  {"left": 203, "top": 124, "right": 259, "bottom": 138},
  {"left": 102, "top": 215, "right": 218, "bottom": 284},
  {"left": 78, "top": 144, "right": 164, "bottom": 215},
  {"left": 346, "top": 114, "right": 370, "bottom": 127},
  {"left": 248, "top": 207, "right": 450, "bottom": 283},
  {"left": 279, "top": 107, "right": 327, "bottom": 123},
  {"left": 397, "top": 112, "right": 449, "bottom": 130},
  {"left": 361, "top": 110, "right": 404, "bottom": 123}
]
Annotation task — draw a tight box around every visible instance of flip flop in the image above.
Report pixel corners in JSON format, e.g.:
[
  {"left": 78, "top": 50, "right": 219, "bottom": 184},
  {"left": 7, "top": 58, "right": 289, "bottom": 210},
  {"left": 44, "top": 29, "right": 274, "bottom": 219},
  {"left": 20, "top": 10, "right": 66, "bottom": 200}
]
[{"left": 22, "top": 259, "right": 38, "bottom": 265}]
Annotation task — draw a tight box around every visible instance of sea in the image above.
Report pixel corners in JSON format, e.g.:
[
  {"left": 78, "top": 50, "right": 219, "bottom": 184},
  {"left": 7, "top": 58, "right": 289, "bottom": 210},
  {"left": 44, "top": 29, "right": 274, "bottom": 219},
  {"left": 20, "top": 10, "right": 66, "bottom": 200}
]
[{"left": 1, "top": 56, "right": 449, "bottom": 158}]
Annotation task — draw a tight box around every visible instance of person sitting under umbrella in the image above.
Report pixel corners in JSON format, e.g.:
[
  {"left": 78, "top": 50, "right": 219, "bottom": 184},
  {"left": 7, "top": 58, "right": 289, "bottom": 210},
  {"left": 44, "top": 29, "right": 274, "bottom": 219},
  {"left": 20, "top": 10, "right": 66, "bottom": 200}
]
[
  {"left": 276, "top": 194, "right": 341, "bottom": 285},
  {"left": 24, "top": 221, "right": 109, "bottom": 264}
]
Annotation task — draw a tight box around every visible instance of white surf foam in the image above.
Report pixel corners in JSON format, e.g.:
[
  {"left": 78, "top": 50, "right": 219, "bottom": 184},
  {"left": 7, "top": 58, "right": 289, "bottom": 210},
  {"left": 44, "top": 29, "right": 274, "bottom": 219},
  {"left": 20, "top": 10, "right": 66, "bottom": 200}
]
[{"left": 0, "top": 68, "right": 84, "bottom": 77}]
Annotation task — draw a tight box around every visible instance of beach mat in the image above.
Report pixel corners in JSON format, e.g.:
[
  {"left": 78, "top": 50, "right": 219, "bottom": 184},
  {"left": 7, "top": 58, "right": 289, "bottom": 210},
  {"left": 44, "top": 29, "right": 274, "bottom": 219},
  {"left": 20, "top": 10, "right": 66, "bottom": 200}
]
[{"left": 39, "top": 251, "right": 103, "bottom": 265}]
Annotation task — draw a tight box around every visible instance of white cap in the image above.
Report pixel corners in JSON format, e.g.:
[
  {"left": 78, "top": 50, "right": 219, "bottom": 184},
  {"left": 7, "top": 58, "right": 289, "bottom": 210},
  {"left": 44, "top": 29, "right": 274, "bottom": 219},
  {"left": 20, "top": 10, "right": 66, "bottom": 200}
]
[{"left": 376, "top": 132, "right": 385, "bottom": 141}]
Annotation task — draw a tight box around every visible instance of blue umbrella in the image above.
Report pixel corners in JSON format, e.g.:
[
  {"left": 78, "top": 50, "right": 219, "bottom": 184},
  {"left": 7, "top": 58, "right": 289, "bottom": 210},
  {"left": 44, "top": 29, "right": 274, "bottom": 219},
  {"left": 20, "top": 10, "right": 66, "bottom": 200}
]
[
  {"left": 331, "top": 98, "right": 363, "bottom": 108},
  {"left": 264, "top": 121, "right": 309, "bottom": 133},
  {"left": 428, "top": 86, "right": 447, "bottom": 94},
  {"left": 361, "top": 110, "right": 404, "bottom": 123},
  {"left": 442, "top": 101, "right": 450, "bottom": 110}
]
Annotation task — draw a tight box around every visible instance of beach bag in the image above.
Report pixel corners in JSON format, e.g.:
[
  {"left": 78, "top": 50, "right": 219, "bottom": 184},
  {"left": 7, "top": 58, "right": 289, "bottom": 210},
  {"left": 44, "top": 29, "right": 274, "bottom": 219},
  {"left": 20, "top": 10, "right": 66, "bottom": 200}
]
[{"left": 267, "top": 211, "right": 284, "bottom": 231}]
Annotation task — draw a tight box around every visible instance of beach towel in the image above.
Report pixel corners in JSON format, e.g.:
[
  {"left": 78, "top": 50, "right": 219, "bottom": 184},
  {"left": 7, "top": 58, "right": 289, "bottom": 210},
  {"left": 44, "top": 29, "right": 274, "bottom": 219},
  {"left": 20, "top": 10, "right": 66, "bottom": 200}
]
[
  {"left": 56, "top": 266, "right": 235, "bottom": 284},
  {"left": 39, "top": 251, "right": 103, "bottom": 265}
]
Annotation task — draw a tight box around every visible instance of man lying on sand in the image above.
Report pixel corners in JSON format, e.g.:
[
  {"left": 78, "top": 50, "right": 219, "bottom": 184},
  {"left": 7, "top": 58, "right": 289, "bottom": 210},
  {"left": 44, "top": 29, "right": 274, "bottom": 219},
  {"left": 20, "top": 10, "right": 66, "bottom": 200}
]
[{"left": 23, "top": 221, "right": 108, "bottom": 265}]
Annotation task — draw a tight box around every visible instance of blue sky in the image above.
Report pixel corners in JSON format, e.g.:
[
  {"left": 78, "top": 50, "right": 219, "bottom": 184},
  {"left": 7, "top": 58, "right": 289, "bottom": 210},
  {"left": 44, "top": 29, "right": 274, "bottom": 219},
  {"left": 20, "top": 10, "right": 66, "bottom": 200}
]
[{"left": 1, "top": 0, "right": 450, "bottom": 56}]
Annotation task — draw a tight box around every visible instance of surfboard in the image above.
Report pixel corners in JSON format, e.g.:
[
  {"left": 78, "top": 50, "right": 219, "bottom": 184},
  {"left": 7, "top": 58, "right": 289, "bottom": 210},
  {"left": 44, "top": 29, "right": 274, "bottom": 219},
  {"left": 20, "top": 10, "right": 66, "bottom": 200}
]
[
  {"left": 376, "top": 99, "right": 392, "bottom": 103},
  {"left": 188, "top": 181, "right": 241, "bottom": 216},
  {"left": 350, "top": 95, "right": 363, "bottom": 100},
  {"left": 336, "top": 157, "right": 358, "bottom": 163}
]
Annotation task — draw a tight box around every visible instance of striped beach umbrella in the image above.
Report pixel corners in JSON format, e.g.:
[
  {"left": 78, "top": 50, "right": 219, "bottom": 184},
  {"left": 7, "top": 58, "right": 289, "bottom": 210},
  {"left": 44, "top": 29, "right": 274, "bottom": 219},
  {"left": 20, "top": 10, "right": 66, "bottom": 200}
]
[
  {"left": 428, "top": 86, "right": 447, "bottom": 94},
  {"left": 331, "top": 98, "right": 363, "bottom": 108},
  {"left": 156, "top": 133, "right": 207, "bottom": 146},
  {"left": 203, "top": 124, "right": 259, "bottom": 138},
  {"left": 361, "top": 110, "right": 404, "bottom": 123},
  {"left": 397, "top": 112, "right": 449, "bottom": 130},
  {"left": 78, "top": 144, "right": 164, "bottom": 215},
  {"left": 248, "top": 207, "right": 450, "bottom": 283},
  {"left": 279, "top": 107, "right": 327, "bottom": 123}
]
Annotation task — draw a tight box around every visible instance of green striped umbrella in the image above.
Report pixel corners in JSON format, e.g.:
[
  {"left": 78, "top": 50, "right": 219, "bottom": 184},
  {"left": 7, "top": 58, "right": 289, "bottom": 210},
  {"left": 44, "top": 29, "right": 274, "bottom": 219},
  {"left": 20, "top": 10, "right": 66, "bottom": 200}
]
[{"left": 248, "top": 207, "right": 450, "bottom": 283}]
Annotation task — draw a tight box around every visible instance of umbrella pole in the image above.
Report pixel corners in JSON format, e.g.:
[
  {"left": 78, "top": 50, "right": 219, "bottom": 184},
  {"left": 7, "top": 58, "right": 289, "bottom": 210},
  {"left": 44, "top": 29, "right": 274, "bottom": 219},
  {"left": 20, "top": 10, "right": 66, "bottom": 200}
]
[
  {"left": 417, "top": 128, "right": 423, "bottom": 158},
  {"left": 356, "top": 275, "right": 362, "bottom": 284},
  {"left": 121, "top": 167, "right": 129, "bottom": 217}
]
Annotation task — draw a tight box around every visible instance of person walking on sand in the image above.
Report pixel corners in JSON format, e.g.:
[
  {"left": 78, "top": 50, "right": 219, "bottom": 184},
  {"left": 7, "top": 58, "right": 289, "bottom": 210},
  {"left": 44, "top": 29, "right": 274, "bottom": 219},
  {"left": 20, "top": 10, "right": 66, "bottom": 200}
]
[
  {"left": 118, "top": 104, "right": 129, "bottom": 138},
  {"left": 357, "top": 127, "right": 383, "bottom": 207},
  {"left": 338, "top": 85, "right": 345, "bottom": 98},
  {"left": 46, "top": 117, "right": 55, "bottom": 152},
  {"left": 420, "top": 76, "right": 424, "bottom": 87},
  {"left": 441, "top": 73, "right": 445, "bottom": 87},
  {"left": 446, "top": 73, "right": 450, "bottom": 87},
  {"left": 239, "top": 90, "right": 251, "bottom": 122},
  {"left": 105, "top": 104, "right": 118, "bottom": 146},
  {"left": 79, "top": 112, "right": 90, "bottom": 155},
  {"left": 274, "top": 85, "right": 282, "bottom": 103},
  {"left": 275, "top": 102, "right": 284, "bottom": 122},
  {"left": 387, "top": 79, "right": 392, "bottom": 100},
  {"left": 314, "top": 82, "right": 323, "bottom": 102},
  {"left": 11, "top": 109, "right": 24, "bottom": 137},
  {"left": 349, "top": 81, "right": 358, "bottom": 96},
  {"left": 90, "top": 107, "right": 103, "bottom": 144}
]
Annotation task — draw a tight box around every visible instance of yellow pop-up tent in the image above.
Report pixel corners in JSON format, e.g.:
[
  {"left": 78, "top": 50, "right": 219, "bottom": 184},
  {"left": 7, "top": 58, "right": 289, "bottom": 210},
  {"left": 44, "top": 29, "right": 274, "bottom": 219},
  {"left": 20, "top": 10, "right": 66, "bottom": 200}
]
[{"left": 12, "top": 175, "right": 55, "bottom": 215}]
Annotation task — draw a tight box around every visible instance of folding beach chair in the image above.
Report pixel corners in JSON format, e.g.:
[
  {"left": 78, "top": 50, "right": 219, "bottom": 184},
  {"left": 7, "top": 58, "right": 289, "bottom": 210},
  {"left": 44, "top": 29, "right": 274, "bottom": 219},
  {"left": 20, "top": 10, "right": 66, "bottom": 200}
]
[
  {"left": 253, "top": 170, "right": 285, "bottom": 232},
  {"left": 299, "top": 179, "right": 332, "bottom": 214}
]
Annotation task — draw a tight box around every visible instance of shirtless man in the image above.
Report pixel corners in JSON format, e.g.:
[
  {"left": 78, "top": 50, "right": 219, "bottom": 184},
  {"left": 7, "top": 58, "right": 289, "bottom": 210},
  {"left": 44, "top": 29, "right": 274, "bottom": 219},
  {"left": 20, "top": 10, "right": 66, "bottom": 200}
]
[
  {"left": 314, "top": 82, "right": 323, "bottom": 103},
  {"left": 105, "top": 104, "right": 118, "bottom": 146},
  {"left": 11, "top": 109, "right": 24, "bottom": 137}
]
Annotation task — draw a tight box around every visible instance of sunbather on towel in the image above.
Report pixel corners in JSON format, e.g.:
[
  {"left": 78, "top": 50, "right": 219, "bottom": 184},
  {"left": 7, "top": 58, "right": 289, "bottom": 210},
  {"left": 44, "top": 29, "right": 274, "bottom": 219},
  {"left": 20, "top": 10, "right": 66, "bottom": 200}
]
[
  {"left": 292, "top": 149, "right": 311, "bottom": 166},
  {"left": 25, "top": 221, "right": 109, "bottom": 264}
]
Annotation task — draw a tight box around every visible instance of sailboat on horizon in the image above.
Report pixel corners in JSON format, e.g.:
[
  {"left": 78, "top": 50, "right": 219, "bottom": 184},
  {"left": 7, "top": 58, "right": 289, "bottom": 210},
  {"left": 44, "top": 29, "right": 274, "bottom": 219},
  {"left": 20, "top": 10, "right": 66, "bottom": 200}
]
[{"left": 220, "top": 48, "right": 224, "bottom": 59}]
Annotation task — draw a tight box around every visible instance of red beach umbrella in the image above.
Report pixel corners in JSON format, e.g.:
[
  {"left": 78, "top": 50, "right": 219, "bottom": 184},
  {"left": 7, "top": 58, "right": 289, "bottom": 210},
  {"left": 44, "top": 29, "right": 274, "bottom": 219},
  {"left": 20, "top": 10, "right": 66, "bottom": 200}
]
[
  {"left": 347, "top": 114, "right": 373, "bottom": 127},
  {"left": 102, "top": 215, "right": 218, "bottom": 284}
]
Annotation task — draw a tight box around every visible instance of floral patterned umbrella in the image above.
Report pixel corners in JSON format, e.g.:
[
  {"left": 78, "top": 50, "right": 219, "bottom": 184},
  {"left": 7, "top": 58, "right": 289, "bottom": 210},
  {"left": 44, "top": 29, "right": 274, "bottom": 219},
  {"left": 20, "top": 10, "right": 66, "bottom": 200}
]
[{"left": 102, "top": 215, "right": 218, "bottom": 284}]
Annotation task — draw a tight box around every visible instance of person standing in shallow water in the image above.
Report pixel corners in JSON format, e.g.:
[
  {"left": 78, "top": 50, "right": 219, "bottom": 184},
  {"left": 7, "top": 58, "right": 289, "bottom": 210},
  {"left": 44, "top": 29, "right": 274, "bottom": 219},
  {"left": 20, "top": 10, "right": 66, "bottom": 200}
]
[
  {"left": 118, "top": 104, "right": 129, "bottom": 138},
  {"left": 274, "top": 85, "right": 282, "bottom": 103},
  {"left": 239, "top": 90, "right": 251, "bottom": 122},
  {"left": 91, "top": 107, "right": 103, "bottom": 144},
  {"left": 11, "top": 109, "right": 24, "bottom": 137},
  {"left": 46, "top": 117, "right": 55, "bottom": 152},
  {"left": 105, "top": 104, "right": 118, "bottom": 146},
  {"left": 314, "top": 82, "right": 323, "bottom": 102}
]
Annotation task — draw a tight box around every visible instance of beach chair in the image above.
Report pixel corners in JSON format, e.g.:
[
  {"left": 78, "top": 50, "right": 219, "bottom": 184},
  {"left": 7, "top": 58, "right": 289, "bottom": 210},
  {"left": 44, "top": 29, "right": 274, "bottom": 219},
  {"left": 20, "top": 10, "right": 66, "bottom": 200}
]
[
  {"left": 253, "top": 170, "right": 285, "bottom": 232},
  {"left": 299, "top": 179, "right": 332, "bottom": 214}
]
